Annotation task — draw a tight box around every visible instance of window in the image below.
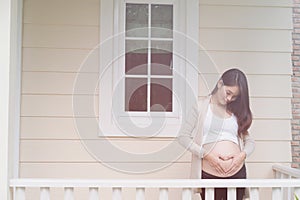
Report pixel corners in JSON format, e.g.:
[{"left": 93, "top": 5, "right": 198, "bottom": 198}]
[{"left": 99, "top": 0, "right": 199, "bottom": 137}]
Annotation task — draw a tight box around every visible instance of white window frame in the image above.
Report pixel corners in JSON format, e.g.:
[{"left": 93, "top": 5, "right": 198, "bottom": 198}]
[{"left": 99, "top": 0, "right": 199, "bottom": 137}]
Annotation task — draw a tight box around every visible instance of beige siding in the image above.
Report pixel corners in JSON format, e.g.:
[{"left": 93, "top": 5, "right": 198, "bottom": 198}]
[
  {"left": 20, "top": 140, "right": 289, "bottom": 163},
  {"left": 20, "top": 0, "right": 293, "bottom": 199},
  {"left": 23, "top": 24, "right": 99, "bottom": 49},
  {"left": 199, "top": 51, "right": 292, "bottom": 75},
  {"left": 200, "top": 6, "right": 292, "bottom": 29},
  {"left": 200, "top": 0, "right": 293, "bottom": 7},
  {"left": 200, "top": 29, "right": 292, "bottom": 52},
  {"left": 21, "top": 118, "right": 291, "bottom": 141},
  {"left": 22, "top": 72, "right": 99, "bottom": 95},
  {"left": 21, "top": 95, "right": 99, "bottom": 117},
  {"left": 23, "top": 0, "right": 99, "bottom": 25},
  {"left": 199, "top": 74, "right": 292, "bottom": 97},
  {"left": 22, "top": 48, "right": 99, "bottom": 72}
]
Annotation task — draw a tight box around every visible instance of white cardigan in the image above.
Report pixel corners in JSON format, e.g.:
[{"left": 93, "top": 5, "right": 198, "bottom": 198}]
[{"left": 177, "top": 96, "right": 255, "bottom": 179}]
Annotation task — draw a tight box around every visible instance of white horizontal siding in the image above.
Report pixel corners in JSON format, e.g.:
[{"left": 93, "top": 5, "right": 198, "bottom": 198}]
[
  {"left": 22, "top": 48, "right": 99, "bottom": 72},
  {"left": 22, "top": 72, "right": 99, "bottom": 95},
  {"left": 21, "top": 95, "right": 99, "bottom": 117},
  {"left": 247, "top": 141, "right": 291, "bottom": 162},
  {"left": 21, "top": 95, "right": 291, "bottom": 119},
  {"left": 23, "top": 0, "right": 99, "bottom": 26},
  {"left": 20, "top": 140, "right": 290, "bottom": 163},
  {"left": 199, "top": 51, "right": 292, "bottom": 75},
  {"left": 19, "top": 163, "right": 286, "bottom": 179},
  {"left": 251, "top": 98, "right": 292, "bottom": 119},
  {"left": 200, "top": 29, "right": 292, "bottom": 52},
  {"left": 20, "top": 117, "right": 97, "bottom": 140},
  {"left": 19, "top": 163, "right": 190, "bottom": 179},
  {"left": 247, "top": 163, "right": 291, "bottom": 179},
  {"left": 200, "top": 6, "right": 292, "bottom": 29},
  {"left": 199, "top": 0, "right": 292, "bottom": 7},
  {"left": 23, "top": 24, "right": 99, "bottom": 49},
  {"left": 199, "top": 74, "right": 292, "bottom": 97},
  {"left": 22, "top": 72, "right": 292, "bottom": 97},
  {"left": 250, "top": 120, "right": 291, "bottom": 141},
  {"left": 20, "top": 117, "right": 291, "bottom": 141},
  {"left": 19, "top": 139, "right": 189, "bottom": 163}
]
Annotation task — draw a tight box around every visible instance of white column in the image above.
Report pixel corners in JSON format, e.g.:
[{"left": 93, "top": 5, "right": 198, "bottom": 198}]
[{"left": 0, "top": 0, "right": 12, "bottom": 199}]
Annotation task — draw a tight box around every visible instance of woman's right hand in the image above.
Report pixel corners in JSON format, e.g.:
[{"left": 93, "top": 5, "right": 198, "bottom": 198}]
[{"left": 203, "top": 152, "right": 227, "bottom": 175}]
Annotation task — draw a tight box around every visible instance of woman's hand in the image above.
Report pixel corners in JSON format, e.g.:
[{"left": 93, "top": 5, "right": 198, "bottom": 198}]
[
  {"left": 220, "top": 151, "right": 246, "bottom": 175},
  {"left": 203, "top": 152, "right": 227, "bottom": 175}
]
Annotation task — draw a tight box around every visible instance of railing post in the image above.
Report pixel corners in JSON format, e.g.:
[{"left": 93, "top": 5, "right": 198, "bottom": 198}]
[
  {"left": 159, "top": 188, "right": 168, "bottom": 200},
  {"left": 89, "top": 187, "right": 99, "bottom": 200},
  {"left": 182, "top": 188, "right": 192, "bottom": 200},
  {"left": 136, "top": 188, "right": 145, "bottom": 200},
  {"left": 112, "top": 187, "right": 122, "bottom": 200},
  {"left": 281, "top": 173, "right": 288, "bottom": 200},
  {"left": 40, "top": 187, "right": 50, "bottom": 200},
  {"left": 272, "top": 187, "right": 281, "bottom": 200},
  {"left": 205, "top": 188, "right": 214, "bottom": 200},
  {"left": 15, "top": 187, "right": 26, "bottom": 200},
  {"left": 64, "top": 187, "right": 74, "bottom": 200},
  {"left": 227, "top": 188, "right": 236, "bottom": 200},
  {"left": 249, "top": 187, "right": 259, "bottom": 200}
]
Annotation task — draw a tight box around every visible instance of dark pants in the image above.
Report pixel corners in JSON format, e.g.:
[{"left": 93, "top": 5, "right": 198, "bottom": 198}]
[{"left": 200, "top": 165, "right": 246, "bottom": 200}]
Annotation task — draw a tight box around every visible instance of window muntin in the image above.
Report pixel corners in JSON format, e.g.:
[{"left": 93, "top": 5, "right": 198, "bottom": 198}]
[{"left": 125, "top": 3, "right": 173, "bottom": 112}]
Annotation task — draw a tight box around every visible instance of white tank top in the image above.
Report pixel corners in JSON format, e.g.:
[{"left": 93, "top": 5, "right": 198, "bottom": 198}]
[{"left": 202, "top": 104, "right": 239, "bottom": 145}]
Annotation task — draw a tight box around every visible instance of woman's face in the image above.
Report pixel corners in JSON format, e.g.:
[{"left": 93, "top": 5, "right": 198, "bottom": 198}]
[{"left": 216, "top": 80, "right": 240, "bottom": 106}]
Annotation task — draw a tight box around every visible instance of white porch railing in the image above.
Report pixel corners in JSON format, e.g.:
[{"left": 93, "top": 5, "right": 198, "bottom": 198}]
[
  {"left": 9, "top": 178, "right": 300, "bottom": 200},
  {"left": 272, "top": 164, "right": 300, "bottom": 200}
]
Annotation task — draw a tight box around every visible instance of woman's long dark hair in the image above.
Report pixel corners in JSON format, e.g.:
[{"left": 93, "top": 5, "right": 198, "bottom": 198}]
[{"left": 211, "top": 68, "right": 252, "bottom": 137}]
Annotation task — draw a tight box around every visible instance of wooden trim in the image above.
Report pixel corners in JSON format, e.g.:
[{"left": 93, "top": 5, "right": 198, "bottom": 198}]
[{"left": 10, "top": 0, "right": 23, "bottom": 179}]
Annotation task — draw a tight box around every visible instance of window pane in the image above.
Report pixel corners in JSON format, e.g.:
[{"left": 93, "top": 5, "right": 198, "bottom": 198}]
[
  {"left": 126, "top": 40, "right": 148, "bottom": 75},
  {"left": 125, "top": 78, "right": 147, "bottom": 111},
  {"left": 150, "top": 78, "right": 172, "bottom": 112},
  {"left": 126, "top": 4, "right": 148, "bottom": 37},
  {"left": 151, "top": 4, "right": 173, "bottom": 38},
  {"left": 151, "top": 41, "right": 173, "bottom": 75}
]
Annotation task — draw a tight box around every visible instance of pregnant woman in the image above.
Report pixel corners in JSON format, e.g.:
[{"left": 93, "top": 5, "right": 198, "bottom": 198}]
[{"left": 178, "top": 68, "right": 255, "bottom": 200}]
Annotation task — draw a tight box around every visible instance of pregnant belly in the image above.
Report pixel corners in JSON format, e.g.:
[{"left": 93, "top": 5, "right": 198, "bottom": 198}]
[{"left": 202, "top": 141, "right": 243, "bottom": 177}]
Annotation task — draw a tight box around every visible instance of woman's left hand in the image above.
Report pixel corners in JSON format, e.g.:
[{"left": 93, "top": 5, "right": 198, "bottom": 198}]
[{"left": 220, "top": 151, "right": 246, "bottom": 175}]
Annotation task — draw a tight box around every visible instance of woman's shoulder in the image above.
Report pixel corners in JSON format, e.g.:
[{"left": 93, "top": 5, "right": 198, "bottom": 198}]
[{"left": 197, "top": 95, "right": 211, "bottom": 108}]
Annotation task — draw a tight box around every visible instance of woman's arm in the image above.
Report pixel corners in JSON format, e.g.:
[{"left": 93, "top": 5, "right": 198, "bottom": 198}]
[
  {"left": 242, "top": 132, "right": 256, "bottom": 157},
  {"left": 177, "top": 103, "right": 206, "bottom": 158}
]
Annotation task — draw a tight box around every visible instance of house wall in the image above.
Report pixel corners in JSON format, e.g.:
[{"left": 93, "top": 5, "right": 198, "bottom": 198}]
[{"left": 20, "top": 0, "right": 293, "bottom": 199}]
